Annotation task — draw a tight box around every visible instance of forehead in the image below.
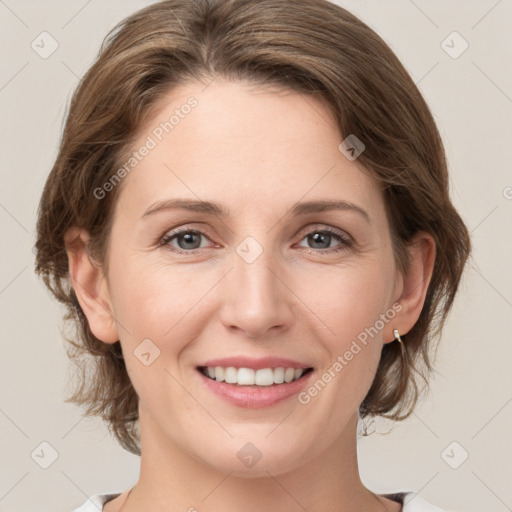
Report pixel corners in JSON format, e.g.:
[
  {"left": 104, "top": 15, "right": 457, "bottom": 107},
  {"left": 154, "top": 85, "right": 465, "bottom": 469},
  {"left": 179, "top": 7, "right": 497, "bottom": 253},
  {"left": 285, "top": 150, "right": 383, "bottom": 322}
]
[{"left": 115, "top": 79, "right": 384, "bottom": 223}]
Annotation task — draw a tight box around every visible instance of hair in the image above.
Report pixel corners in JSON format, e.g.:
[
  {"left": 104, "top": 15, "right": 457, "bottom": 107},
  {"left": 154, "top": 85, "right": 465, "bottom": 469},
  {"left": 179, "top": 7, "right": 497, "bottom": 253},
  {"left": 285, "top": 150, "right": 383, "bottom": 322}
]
[{"left": 35, "top": 0, "right": 471, "bottom": 455}]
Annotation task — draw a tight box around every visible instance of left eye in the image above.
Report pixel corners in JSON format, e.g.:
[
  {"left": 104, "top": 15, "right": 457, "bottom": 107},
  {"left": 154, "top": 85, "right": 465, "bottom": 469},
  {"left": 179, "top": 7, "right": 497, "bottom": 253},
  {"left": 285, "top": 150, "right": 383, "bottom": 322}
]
[
  {"left": 298, "top": 229, "right": 350, "bottom": 251},
  {"left": 162, "top": 229, "right": 210, "bottom": 252},
  {"left": 160, "top": 227, "right": 351, "bottom": 254}
]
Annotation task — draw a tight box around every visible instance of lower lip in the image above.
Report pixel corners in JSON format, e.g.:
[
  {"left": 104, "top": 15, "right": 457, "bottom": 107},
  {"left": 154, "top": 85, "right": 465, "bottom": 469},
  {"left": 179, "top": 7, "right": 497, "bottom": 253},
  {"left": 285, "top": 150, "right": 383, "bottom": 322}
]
[{"left": 197, "top": 369, "right": 314, "bottom": 409}]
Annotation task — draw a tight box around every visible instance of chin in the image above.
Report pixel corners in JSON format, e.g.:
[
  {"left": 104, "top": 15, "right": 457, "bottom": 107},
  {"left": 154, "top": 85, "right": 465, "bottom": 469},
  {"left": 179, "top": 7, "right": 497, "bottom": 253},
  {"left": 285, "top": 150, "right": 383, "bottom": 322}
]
[{"left": 196, "top": 435, "right": 308, "bottom": 478}]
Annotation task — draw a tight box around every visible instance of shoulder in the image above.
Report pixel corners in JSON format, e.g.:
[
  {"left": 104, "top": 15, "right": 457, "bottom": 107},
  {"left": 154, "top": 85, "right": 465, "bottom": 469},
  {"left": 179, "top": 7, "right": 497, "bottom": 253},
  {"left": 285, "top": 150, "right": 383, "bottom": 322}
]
[
  {"left": 72, "top": 493, "right": 121, "bottom": 512},
  {"left": 402, "top": 492, "right": 452, "bottom": 512}
]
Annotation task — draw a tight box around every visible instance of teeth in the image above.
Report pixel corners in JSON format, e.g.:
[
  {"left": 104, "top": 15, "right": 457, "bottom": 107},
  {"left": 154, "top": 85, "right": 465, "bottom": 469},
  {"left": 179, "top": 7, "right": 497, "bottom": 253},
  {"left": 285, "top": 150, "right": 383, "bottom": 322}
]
[
  {"left": 215, "top": 367, "right": 225, "bottom": 382},
  {"left": 202, "top": 366, "right": 308, "bottom": 386},
  {"left": 238, "top": 367, "right": 256, "bottom": 385},
  {"left": 255, "top": 368, "right": 274, "bottom": 386}
]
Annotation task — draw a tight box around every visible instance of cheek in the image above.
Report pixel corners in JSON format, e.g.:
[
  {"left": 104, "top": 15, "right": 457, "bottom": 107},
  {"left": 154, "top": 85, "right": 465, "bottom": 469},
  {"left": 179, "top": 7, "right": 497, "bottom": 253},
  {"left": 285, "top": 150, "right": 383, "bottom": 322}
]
[
  {"left": 294, "top": 261, "right": 392, "bottom": 407},
  {"left": 108, "top": 249, "right": 394, "bottom": 351},
  {"left": 108, "top": 259, "right": 210, "bottom": 341},
  {"left": 301, "top": 260, "right": 393, "bottom": 342},
  {"left": 106, "top": 260, "right": 212, "bottom": 410}
]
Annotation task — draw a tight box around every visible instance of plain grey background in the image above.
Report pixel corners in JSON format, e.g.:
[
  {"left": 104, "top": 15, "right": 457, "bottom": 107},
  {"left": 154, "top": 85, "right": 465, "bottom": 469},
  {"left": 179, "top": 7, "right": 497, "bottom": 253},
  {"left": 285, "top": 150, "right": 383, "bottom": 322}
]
[{"left": 1, "top": 1, "right": 511, "bottom": 511}]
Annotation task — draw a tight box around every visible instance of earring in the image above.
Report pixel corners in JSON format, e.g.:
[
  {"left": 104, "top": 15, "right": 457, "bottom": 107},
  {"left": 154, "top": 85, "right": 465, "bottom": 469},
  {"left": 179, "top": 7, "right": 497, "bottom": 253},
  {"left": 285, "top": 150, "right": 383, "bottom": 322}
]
[{"left": 393, "top": 329, "right": 402, "bottom": 344}]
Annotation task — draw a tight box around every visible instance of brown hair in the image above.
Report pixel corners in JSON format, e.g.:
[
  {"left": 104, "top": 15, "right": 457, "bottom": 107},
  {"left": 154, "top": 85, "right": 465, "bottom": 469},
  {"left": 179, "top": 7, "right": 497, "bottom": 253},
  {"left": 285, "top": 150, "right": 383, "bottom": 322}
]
[{"left": 35, "top": 0, "right": 471, "bottom": 455}]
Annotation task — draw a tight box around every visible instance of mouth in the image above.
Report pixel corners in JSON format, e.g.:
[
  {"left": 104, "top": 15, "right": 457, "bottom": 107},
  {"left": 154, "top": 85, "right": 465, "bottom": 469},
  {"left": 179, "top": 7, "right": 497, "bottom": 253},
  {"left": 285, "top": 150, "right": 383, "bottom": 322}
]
[{"left": 197, "top": 365, "right": 314, "bottom": 387}]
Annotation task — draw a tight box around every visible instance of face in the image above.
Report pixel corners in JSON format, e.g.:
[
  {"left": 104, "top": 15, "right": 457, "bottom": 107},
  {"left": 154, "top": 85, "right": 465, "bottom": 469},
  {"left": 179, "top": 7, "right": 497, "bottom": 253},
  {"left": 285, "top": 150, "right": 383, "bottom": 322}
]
[{"left": 99, "top": 78, "right": 405, "bottom": 476}]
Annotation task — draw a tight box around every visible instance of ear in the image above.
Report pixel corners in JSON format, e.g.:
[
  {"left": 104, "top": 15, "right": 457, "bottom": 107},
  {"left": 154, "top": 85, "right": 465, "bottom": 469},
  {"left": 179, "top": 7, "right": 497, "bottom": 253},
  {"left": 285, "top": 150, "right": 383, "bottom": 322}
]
[
  {"left": 384, "top": 231, "right": 436, "bottom": 344},
  {"left": 63, "top": 227, "right": 119, "bottom": 344}
]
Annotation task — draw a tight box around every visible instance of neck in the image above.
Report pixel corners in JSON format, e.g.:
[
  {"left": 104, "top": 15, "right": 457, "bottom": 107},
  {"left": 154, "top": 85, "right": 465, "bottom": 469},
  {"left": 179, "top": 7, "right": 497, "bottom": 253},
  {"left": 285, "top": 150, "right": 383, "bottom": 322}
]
[{"left": 117, "top": 410, "right": 398, "bottom": 512}]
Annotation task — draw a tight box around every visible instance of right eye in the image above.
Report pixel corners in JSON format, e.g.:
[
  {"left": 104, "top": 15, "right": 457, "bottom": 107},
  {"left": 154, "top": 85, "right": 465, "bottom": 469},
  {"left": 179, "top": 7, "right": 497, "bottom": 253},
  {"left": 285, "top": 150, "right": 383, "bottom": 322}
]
[{"left": 160, "top": 229, "right": 215, "bottom": 254}]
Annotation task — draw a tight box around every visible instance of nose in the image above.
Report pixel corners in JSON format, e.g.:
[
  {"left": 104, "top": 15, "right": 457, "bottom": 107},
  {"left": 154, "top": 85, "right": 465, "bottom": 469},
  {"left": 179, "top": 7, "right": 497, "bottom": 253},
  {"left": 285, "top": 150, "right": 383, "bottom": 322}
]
[{"left": 218, "top": 241, "right": 295, "bottom": 339}]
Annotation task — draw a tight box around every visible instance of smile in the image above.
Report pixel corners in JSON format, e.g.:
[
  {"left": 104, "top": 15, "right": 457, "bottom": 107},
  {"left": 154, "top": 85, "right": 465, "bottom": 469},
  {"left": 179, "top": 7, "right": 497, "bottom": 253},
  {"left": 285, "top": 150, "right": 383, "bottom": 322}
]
[
  {"left": 198, "top": 366, "right": 314, "bottom": 386},
  {"left": 196, "top": 364, "right": 315, "bottom": 409}
]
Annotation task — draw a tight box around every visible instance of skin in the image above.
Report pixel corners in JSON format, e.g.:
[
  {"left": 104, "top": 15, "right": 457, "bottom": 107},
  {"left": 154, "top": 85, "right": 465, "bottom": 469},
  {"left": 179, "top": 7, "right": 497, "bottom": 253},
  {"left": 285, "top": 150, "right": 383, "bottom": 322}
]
[{"left": 65, "top": 78, "right": 435, "bottom": 512}]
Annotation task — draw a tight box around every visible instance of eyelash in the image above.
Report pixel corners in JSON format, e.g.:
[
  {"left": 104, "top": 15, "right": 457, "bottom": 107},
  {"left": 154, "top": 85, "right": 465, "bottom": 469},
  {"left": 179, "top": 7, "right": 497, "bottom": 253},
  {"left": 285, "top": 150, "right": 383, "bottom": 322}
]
[{"left": 158, "top": 225, "right": 353, "bottom": 255}]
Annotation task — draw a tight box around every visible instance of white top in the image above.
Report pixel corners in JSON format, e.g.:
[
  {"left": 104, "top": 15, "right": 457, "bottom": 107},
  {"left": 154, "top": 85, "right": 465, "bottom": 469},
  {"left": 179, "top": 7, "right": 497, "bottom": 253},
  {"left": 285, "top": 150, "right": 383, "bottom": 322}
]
[{"left": 73, "top": 491, "right": 451, "bottom": 511}]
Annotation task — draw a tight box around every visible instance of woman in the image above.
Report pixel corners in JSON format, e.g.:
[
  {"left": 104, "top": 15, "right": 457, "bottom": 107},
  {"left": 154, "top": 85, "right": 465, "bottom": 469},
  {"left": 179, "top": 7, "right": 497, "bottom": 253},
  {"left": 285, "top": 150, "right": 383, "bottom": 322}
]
[{"left": 35, "top": 0, "right": 471, "bottom": 510}]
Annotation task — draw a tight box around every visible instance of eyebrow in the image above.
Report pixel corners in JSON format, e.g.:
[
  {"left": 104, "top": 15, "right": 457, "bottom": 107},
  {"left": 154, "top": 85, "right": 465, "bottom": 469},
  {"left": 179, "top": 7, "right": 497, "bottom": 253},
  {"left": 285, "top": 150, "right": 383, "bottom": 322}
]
[{"left": 142, "top": 198, "right": 371, "bottom": 223}]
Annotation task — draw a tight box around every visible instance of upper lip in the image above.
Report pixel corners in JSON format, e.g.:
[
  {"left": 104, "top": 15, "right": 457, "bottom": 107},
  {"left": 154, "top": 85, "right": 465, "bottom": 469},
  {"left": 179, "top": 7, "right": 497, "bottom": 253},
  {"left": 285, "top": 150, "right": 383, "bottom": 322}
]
[{"left": 198, "top": 356, "right": 313, "bottom": 370}]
